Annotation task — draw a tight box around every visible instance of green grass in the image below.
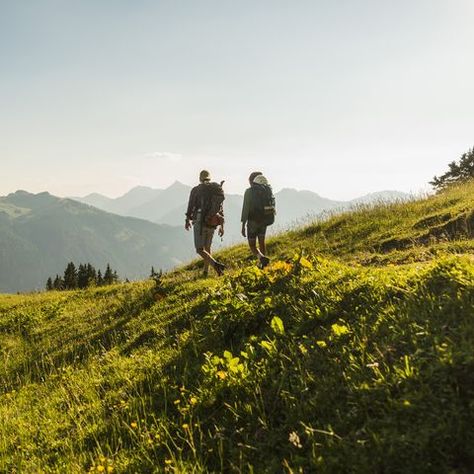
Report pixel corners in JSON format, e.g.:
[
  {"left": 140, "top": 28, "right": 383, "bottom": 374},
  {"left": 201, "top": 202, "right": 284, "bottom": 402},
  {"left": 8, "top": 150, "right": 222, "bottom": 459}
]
[{"left": 1, "top": 182, "right": 473, "bottom": 473}]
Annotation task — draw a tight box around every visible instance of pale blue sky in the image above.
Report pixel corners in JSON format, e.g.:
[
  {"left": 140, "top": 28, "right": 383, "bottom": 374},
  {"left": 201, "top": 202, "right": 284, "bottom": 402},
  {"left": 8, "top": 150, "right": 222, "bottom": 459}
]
[{"left": 1, "top": 0, "right": 473, "bottom": 199}]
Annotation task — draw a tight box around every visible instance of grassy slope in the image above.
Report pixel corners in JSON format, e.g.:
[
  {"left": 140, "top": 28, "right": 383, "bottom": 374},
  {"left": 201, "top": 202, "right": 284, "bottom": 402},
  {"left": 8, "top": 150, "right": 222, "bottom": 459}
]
[{"left": 0, "top": 182, "right": 473, "bottom": 473}]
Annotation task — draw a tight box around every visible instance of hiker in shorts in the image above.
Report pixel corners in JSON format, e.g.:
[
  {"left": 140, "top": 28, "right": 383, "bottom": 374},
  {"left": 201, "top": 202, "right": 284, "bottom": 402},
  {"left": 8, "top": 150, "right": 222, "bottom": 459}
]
[
  {"left": 185, "top": 170, "right": 226, "bottom": 276},
  {"left": 241, "top": 171, "right": 276, "bottom": 269}
]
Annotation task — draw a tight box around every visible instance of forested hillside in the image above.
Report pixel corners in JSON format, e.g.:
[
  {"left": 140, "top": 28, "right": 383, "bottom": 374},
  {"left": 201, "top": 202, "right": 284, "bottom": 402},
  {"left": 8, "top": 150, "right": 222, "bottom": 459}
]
[{"left": 0, "top": 191, "right": 193, "bottom": 292}]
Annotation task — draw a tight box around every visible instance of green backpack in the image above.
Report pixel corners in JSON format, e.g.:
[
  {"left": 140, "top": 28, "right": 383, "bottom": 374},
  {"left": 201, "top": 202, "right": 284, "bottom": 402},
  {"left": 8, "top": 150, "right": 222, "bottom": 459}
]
[{"left": 249, "top": 183, "right": 276, "bottom": 225}]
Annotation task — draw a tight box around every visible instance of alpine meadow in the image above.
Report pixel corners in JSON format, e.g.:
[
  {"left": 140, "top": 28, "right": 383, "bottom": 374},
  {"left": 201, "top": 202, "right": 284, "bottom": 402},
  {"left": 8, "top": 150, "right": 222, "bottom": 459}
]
[
  {"left": 2, "top": 2, "right": 474, "bottom": 473},
  {"left": 1, "top": 181, "right": 473, "bottom": 473}
]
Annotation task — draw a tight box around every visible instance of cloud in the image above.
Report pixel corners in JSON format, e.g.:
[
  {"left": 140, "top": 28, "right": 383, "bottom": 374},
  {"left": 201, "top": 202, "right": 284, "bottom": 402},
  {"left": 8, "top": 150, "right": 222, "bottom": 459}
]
[{"left": 144, "top": 152, "right": 183, "bottom": 163}]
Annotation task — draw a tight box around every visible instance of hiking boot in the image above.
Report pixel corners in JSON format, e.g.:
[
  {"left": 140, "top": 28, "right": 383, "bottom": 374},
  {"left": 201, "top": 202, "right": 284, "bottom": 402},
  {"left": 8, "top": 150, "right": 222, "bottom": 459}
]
[
  {"left": 259, "top": 256, "right": 270, "bottom": 269},
  {"left": 214, "top": 261, "right": 226, "bottom": 276}
]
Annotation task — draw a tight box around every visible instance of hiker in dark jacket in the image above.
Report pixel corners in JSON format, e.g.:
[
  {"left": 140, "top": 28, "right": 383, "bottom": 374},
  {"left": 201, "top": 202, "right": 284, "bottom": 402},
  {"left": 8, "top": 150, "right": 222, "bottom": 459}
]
[
  {"left": 241, "top": 171, "right": 275, "bottom": 268},
  {"left": 185, "top": 170, "right": 225, "bottom": 276}
]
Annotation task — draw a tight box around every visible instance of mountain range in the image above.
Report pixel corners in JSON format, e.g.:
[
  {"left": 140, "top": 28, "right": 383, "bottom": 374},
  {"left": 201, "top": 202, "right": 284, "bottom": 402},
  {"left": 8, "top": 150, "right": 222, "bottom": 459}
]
[
  {"left": 0, "top": 185, "right": 409, "bottom": 293},
  {"left": 0, "top": 191, "right": 193, "bottom": 293},
  {"left": 73, "top": 182, "right": 410, "bottom": 240}
]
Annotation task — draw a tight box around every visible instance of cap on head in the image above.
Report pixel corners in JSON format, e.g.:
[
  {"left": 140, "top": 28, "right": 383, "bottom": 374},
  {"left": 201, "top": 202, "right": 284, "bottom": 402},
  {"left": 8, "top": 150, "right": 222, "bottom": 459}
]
[
  {"left": 253, "top": 174, "right": 268, "bottom": 186},
  {"left": 249, "top": 171, "right": 262, "bottom": 184},
  {"left": 199, "top": 170, "right": 211, "bottom": 182}
]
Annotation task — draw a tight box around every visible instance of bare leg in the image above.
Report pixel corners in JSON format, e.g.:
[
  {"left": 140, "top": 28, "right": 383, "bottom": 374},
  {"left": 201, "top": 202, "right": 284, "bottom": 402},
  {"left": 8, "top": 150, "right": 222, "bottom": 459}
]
[
  {"left": 197, "top": 248, "right": 217, "bottom": 271},
  {"left": 257, "top": 235, "right": 266, "bottom": 256},
  {"left": 248, "top": 238, "right": 265, "bottom": 259},
  {"left": 203, "top": 243, "right": 212, "bottom": 274}
]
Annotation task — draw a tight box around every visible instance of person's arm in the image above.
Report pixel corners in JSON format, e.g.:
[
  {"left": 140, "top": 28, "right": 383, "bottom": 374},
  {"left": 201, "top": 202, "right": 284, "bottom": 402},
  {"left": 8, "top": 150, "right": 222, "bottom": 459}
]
[
  {"left": 241, "top": 188, "right": 251, "bottom": 236},
  {"left": 218, "top": 200, "right": 225, "bottom": 236},
  {"left": 185, "top": 187, "right": 196, "bottom": 230}
]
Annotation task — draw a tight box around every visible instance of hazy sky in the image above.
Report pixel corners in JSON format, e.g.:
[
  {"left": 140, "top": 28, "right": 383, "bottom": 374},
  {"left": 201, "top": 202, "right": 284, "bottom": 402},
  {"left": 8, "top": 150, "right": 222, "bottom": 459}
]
[{"left": 1, "top": 0, "right": 473, "bottom": 199}]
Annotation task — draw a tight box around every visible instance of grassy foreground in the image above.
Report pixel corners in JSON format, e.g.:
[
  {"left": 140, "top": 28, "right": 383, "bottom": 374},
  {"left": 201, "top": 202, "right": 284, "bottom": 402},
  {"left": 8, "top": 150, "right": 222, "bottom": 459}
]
[{"left": 1, "top": 182, "right": 473, "bottom": 473}]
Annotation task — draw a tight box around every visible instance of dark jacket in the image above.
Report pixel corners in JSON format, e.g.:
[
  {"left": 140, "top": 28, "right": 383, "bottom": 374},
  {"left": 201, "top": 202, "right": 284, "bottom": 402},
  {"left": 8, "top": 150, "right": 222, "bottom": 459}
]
[{"left": 185, "top": 183, "right": 224, "bottom": 221}]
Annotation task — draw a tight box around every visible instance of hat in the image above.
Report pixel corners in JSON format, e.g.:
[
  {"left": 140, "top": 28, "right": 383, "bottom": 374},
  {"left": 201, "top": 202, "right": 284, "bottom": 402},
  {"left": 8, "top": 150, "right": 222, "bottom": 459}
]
[
  {"left": 199, "top": 170, "right": 211, "bottom": 182},
  {"left": 249, "top": 171, "right": 263, "bottom": 183},
  {"left": 253, "top": 175, "right": 269, "bottom": 185}
]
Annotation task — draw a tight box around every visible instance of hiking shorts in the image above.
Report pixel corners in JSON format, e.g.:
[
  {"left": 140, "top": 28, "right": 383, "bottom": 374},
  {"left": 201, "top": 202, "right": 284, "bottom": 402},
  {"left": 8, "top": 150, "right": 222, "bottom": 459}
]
[
  {"left": 193, "top": 212, "right": 215, "bottom": 251},
  {"left": 247, "top": 220, "right": 267, "bottom": 240}
]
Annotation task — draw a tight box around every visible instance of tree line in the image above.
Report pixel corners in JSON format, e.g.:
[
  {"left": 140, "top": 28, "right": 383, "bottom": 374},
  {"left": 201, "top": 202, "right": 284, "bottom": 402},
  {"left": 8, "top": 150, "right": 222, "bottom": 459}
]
[
  {"left": 46, "top": 262, "right": 120, "bottom": 291},
  {"left": 431, "top": 146, "right": 474, "bottom": 191}
]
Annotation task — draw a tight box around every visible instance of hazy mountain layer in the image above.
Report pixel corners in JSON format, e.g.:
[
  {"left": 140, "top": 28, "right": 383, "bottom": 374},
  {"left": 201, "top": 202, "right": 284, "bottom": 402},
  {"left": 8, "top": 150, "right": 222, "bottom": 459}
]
[
  {"left": 0, "top": 191, "right": 193, "bottom": 293},
  {"left": 74, "top": 183, "right": 410, "bottom": 243}
]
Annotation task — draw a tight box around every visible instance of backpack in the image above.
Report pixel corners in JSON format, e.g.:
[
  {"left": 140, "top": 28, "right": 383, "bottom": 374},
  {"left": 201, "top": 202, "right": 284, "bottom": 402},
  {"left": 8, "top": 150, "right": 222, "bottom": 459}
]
[
  {"left": 249, "top": 183, "right": 276, "bottom": 226},
  {"left": 200, "top": 181, "right": 225, "bottom": 227}
]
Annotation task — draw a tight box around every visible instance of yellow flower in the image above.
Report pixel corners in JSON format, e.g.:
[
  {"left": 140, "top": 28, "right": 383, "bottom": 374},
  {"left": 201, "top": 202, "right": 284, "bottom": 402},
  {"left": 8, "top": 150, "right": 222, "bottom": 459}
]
[
  {"left": 96, "top": 466, "right": 105, "bottom": 473},
  {"left": 190, "top": 396, "right": 198, "bottom": 405},
  {"left": 165, "top": 459, "right": 173, "bottom": 465},
  {"left": 316, "top": 340, "right": 327, "bottom": 348},
  {"left": 107, "top": 467, "right": 114, "bottom": 473},
  {"left": 270, "top": 261, "right": 293, "bottom": 273},
  {"left": 130, "top": 422, "right": 138, "bottom": 429},
  {"left": 299, "top": 257, "right": 313, "bottom": 269},
  {"left": 216, "top": 370, "right": 227, "bottom": 380},
  {"left": 173, "top": 399, "right": 181, "bottom": 405},
  {"left": 182, "top": 423, "right": 189, "bottom": 429},
  {"left": 331, "top": 323, "right": 350, "bottom": 337}
]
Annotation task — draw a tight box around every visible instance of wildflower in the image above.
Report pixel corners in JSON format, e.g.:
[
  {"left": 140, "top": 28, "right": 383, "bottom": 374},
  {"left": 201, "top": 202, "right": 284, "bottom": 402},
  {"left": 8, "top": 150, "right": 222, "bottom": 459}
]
[
  {"left": 216, "top": 371, "right": 227, "bottom": 380},
  {"left": 130, "top": 422, "right": 138, "bottom": 429},
  {"left": 331, "top": 323, "right": 350, "bottom": 337},
  {"left": 173, "top": 399, "right": 181, "bottom": 405},
  {"left": 299, "top": 257, "right": 313, "bottom": 269},
  {"left": 270, "top": 261, "right": 293, "bottom": 273},
  {"left": 182, "top": 423, "right": 189, "bottom": 429},
  {"left": 289, "top": 431, "right": 302, "bottom": 448},
  {"left": 403, "top": 400, "right": 411, "bottom": 406},
  {"left": 165, "top": 459, "right": 173, "bottom": 465},
  {"left": 107, "top": 467, "right": 114, "bottom": 473},
  {"left": 316, "top": 340, "right": 327, "bottom": 348},
  {"left": 190, "top": 396, "right": 198, "bottom": 405},
  {"left": 96, "top": 466, "right": 105, "bottom": 473}
]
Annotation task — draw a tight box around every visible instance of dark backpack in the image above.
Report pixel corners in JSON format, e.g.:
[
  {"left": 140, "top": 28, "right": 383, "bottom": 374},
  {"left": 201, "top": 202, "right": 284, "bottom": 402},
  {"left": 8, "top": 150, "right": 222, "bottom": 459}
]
[
  {"left": 249, "top": 183, "right": 276, "bottom": 226},
  {"left": 200, "top": 181, "right": 225, "bottom": 227}
]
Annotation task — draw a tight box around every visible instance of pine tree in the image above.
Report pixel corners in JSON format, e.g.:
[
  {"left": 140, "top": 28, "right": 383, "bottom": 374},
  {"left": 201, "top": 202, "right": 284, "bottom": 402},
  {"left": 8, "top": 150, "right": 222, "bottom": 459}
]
[
  {"left": 103, "top": 264, "right": 114, "bottom": 285},
  {"left": 86, "top": 264, "right": 97, "bottom": 287},
  {"left": 53, "top": 274, "right": 64, "bottom": 290},
  {"left": 77, "top": 264, "right": 88, "bottom": 289},
  {"left": 431, "top": 147, "right": 474, "bottom": 191},
  {"left": 63, "top": 262, "right": 78, "bottom": 290},
  {"left": 97, "top": 269, "right": 103, "bottom": 286},
  {"left": 46, "top": 277, "right": 53, "bottom": 291}
]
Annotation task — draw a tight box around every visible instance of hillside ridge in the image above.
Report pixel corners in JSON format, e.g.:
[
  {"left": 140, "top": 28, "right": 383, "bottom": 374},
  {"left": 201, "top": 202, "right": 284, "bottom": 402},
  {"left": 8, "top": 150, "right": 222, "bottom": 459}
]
[{"left": 0, "top": 181, "right": 473, "bottom": 473}]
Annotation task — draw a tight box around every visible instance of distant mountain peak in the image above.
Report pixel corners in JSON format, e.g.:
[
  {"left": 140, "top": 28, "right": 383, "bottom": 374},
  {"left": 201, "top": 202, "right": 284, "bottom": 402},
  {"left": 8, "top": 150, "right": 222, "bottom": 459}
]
[
  {"left": 277, "top": 187, "right": 322, "bottom": 197},
  {"left": 83, "top": 192, "right": 108, "bottom": 199},
  {"left": 166, "top": 180, "right": 189, "bottom": 190},
  {"left": 129, "top": 185, "right": 155, "bottom": 192},
  {"left": 9, "top": 189, "right": 32, "bottom": 197}
]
